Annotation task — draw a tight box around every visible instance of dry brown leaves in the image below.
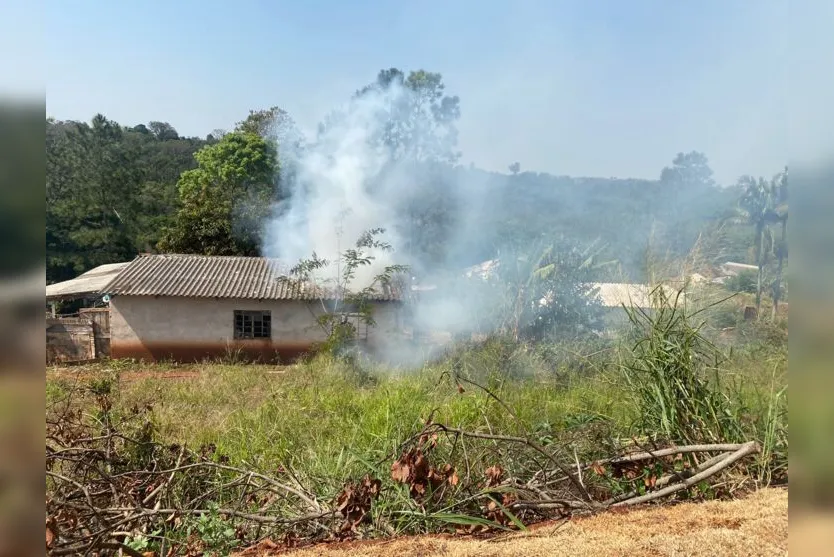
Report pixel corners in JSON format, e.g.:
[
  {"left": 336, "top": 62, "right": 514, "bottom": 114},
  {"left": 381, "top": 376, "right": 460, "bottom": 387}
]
[
  {"left": 335, "top": 474, "right": 382, "bottom": 535},
  {"left": 390, "top": 433, "right": 459, "bottom": 502},
  {"left": 484, "top": 493, "right": 518, "bottom": 527},
  {"left": 484, "top": 465, "right": 504, "bottom": 488},
  {"left": 45, "top": 515, "right": 57, "bottom": 551}
]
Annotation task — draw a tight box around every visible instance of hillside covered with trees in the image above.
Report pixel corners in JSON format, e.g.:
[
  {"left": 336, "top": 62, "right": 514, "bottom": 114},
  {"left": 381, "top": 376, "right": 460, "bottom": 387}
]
[{"left": 47, "top": 67, "right": 783, "bottom": 293}]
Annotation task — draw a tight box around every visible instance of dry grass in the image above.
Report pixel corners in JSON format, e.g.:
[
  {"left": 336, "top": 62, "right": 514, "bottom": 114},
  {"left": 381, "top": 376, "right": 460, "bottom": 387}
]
[{"left": 242, "top": 487, "right": 787, "bottom": 557}]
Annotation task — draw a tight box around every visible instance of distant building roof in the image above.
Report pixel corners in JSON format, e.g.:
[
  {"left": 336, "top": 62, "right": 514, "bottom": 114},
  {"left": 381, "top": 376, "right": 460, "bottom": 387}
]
[
  {"left": 102, "top": 254, "right": 403, "bottom": 302},
  {"left": 592, "top": 283, "right": 678, "bottom": 309},
  {"left": 720, "top": 262, "right": 758, "bottom": 276},
  {"left": 46, "top": 262, "right": 131, "bottom": 301},
  {"left": 464, "top": 259, "right": 678, "bottom": 310}
]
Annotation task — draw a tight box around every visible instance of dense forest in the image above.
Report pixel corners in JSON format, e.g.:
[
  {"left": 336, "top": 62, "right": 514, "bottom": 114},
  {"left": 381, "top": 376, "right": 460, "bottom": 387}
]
[{"left": 46, "top": 67, "right": 783, "bottom": 291}]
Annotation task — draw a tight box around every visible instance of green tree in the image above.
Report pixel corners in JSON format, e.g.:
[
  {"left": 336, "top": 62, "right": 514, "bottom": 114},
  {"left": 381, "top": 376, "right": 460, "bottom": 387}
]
[
  {"left": 658, "top": 151, "right": 721, "bottom": 256},
  {"left": 659, "top": 151, "right": 716, "bottom": 189},
  {"left": 47, "top": 116, "right": 208, "bottom": 281},
  {"left": 46, "top": 115, "right": 142, "bottom": 281},
  {"left": 737, "top": 175, "right": 781, "bottom": 317},
  {"left": 235, "top": 106, "right": 300, "bottom": 145},
  {"left": 351, "top": 68, "right": 461, "bottom": 164},
  {"left": 491, "top": 237, "right": 609, "bottom": 341},
  {"left": 147, "top": 121, "right": 180, "bottom": 141},
  {"left": 770, "top": 166, "right": 788, "bottom": 318},
  {"left": 158, "top": 131, "right": 278, "bottom": 255},
  {"left": 348, "top": 69, "right": 462, "bottom": 268},
  {"left": 124, "top": 126, "right": 207, "bottom": 251},
  {"left": 236, "top": 106, "right": 304, "bottom": 198},
  {"left": 281, "top": 228, "right": 408, "bottom": 358}
]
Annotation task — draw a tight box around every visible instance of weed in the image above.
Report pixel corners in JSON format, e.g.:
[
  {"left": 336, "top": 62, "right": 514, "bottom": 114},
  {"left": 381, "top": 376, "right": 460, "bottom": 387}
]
[
  {"left": 185, "top": 504, "right": 240, "bottom": 555},
  {"left": 620, "top": 287, "right": 744, "bottom": 446}
]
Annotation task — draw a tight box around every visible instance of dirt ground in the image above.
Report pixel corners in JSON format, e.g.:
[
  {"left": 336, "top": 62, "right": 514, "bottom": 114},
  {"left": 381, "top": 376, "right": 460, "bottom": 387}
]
[
  {"left": 239, "top": 488, "right": 787, "bottom": 557},
  {"left": 48, "top": 365, "right": 203, "bottom": 382}
]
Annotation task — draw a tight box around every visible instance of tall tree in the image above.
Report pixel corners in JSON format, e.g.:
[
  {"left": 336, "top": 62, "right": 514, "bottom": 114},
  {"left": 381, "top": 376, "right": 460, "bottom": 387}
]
[
  {"left": 737, "top": 175, "right": 779, "bottom": 317},
  {"left": 660, "top": 151, "right": 716, "bottom": 189},
  {"left": 349, "top": 69, "right": 462, "bottom": 267},
  {"left": 351, "top": 68, "right": 461, "bottom": 164},
  {"left": 770, "top": 166, "right": 789, "bottom": 319},
  {"left": 158, "top": 131, "right": 279, "bottom": 255},
  {"left": 46, "top": 115, "right": 142, "bottom": 280},
  {"left": 235, "top": 106, "right": 298, "bottom": 143},
  {"left": 235, "top": 106, "right": 304, "bottom": 198},
  {"left": 46, "top": 116, "right": 209, "bottom": 281},
  {"left": 657, "top": 151, "right": 722, "bottom": 257},
  {"left": 147, "top": 121, "right": 180, "bottom": 141}
]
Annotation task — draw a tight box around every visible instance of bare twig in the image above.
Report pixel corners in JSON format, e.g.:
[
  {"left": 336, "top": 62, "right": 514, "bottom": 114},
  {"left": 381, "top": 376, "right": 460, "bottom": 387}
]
[
  {"left": 573, "top": 447, "right": 585, "bottom": 492},
  {"left": 435, "top": 424, "right": 593, "bottom": 502},
  {"left": 606, "top": 443, "right": 751, "bottom": 464},
  {"left": 613, "top": 441, "right": 760, "bottom": 507},
  {"left": 604, "top": 452, "right": 732, "bottom": 505}
]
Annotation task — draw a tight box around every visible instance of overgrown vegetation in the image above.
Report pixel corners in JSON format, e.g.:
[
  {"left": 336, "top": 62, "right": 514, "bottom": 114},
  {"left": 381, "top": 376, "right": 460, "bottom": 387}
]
[
  {"left": 280, "top": 227, "right": 408, "bottom": 358},
  {"left": 487, "top": 237, "right": 610, "bottom": 342},
  {"left": 46, "top": 290, "right": 786, "bottom": 555},
  {"left": 621, "top": 288, "right": 740, "bottom": 445},
  {"left": 47, "top": 66, "right": 774, "bottom": 289}
]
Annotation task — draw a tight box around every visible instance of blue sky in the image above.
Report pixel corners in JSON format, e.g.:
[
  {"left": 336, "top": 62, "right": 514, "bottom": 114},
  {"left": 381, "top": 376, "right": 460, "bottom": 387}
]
[{"left": 32, "top": 0, "right": 825, "bottom": 183}]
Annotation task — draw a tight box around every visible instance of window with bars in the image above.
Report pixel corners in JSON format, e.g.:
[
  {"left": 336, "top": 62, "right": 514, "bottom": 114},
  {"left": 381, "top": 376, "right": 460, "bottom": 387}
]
[{"left": 233, "top": 310, "right": 272, "bottom": 339}]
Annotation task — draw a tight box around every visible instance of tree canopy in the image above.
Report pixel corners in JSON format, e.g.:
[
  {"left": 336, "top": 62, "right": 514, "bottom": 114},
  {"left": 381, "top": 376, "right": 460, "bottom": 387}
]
[
  {"left": 46, "top": 67, "right": 781, "bottom": 302},
  {"left": 158, "top": 131, "right": 278, "bottom": 256}
]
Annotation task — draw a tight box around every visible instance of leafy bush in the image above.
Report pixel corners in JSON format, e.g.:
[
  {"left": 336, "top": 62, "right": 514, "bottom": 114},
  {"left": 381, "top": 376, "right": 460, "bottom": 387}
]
[{"left": 724, "top": 270, "right": 757, "bottom": 294}]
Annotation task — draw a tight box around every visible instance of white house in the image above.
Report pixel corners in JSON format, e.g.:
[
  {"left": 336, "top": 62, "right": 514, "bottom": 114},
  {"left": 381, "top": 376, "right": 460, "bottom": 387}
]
[{"left": 98, "top": 254, "right": 407, "bottom": 363}]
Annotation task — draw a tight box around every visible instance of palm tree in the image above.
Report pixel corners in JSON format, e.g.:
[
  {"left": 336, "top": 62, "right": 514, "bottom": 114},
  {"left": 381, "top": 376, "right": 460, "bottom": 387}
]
[
  {"left": 737, "top": 176, "right": 777, "bottom": 318},
  {"left": 770, "top": 167, "right": 788, "bottom": 319}
]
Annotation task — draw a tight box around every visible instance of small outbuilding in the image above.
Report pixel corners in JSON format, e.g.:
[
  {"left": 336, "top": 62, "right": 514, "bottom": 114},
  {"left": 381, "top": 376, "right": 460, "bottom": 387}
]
[{"left": 100, "top": 254, "right": 407, "bottom": 363}]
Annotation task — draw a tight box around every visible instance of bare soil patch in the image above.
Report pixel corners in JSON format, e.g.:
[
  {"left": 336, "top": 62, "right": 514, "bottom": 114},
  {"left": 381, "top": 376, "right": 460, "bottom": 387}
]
[
  {"left": 47, "top": 363, "right": 291, "bottom": 383},
  {"left": 49, "top": 366, "right": 202, "bottom": 382},
  {"left": 238, "top": 487, "right": 787, "bottom": 557}
]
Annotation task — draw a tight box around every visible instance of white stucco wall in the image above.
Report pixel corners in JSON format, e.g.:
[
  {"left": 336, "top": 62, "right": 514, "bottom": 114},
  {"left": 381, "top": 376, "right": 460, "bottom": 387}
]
[{"left": 109, "top": 295, "right": 403, "bottom": 362}]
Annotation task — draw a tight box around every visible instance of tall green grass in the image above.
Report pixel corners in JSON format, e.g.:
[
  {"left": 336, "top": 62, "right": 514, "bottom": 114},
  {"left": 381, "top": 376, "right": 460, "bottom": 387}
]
[
  {"left": 618, "top": 285, "right": 787, "bottom": 484},
  {"left": 46, "top": 294, "right": 787, "bottom": 505},
  {"left": 92, "top": 350, "right": 625, "bottom": 491},
  {"left": 620, "top": 287, "right": 744, "bottom": 445}
]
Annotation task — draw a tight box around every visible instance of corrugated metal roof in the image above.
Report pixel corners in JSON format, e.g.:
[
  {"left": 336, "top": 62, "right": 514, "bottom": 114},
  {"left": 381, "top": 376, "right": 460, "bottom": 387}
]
[
  {"left": 102, "top": 254, "right": 403, "bottom": 301},
  {"left": 46, "top": 262, "right": 131, "bottom": 301}
]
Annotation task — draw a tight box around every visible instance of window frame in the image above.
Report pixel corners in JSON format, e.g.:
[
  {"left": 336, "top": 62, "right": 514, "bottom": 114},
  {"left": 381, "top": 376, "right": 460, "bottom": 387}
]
[{"left": 233, "top": 310, "right": 272, "bottom": 340}]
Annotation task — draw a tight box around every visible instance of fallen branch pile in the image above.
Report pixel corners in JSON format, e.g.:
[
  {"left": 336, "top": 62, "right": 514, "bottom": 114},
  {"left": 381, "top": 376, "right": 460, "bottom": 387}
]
[{"left": 46, "top": 400, "right": 761, "bottom": 556}]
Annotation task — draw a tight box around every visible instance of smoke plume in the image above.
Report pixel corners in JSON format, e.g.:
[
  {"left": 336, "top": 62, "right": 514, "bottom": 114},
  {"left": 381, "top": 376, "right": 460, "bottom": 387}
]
[
  {"left": 263, "top": 84, "right": 407, "bottom": 289},
  {"left": 261, "top": 79, "right": 498, "bottom": 365}
]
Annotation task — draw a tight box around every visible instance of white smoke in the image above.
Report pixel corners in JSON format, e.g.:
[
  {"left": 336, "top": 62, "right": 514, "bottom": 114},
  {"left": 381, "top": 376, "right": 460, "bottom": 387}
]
[
  {"left": 261, "top": 78, "right": 502, "bottom": 366},
  {"left": 263, "top": 83, "right": 409, "bottom": 289},
  {"left": 258, "top": 75, "right": 657, "bottom": 367}
]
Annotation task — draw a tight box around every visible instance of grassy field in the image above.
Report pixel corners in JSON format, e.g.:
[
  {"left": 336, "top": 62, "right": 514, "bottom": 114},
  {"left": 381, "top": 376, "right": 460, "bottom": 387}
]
[
  {"left": 45, "top": 293, "right": 787, "bottom": 555},
  {"left": 47, "top": 338, "right": 786, "bottom": 478}
]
